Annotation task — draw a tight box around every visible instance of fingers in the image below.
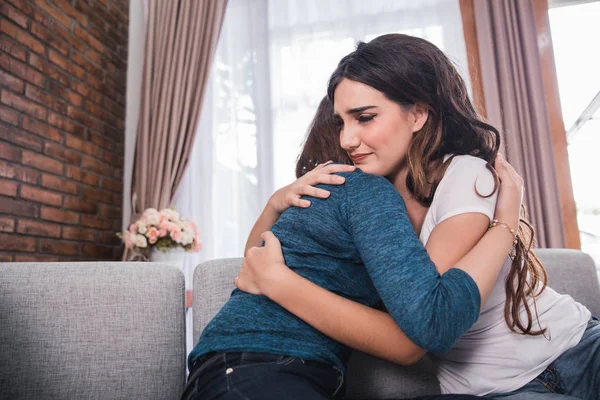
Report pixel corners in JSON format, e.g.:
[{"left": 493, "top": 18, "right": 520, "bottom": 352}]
[
  {"left": 286, "top": 192, "right": 311, "bottom": 208},
  {"left": 320, "top": 162, "right": 356, "bottom": 173},
  {"left": 496, "top": 154, "right": 523, "bottom": 188},
  {"left": 260, "top": 231, "right": 281, "bottom": 248}
]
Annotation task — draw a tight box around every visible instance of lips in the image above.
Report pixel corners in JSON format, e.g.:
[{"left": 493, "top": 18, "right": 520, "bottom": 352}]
[{"left": 351, "top": 153, "right": 372, "bottom": 163}]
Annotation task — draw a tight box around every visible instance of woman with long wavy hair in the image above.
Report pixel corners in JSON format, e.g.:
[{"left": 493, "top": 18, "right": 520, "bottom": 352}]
[{"left": 238, "top": 34, "right": 597, "bottom": 399}]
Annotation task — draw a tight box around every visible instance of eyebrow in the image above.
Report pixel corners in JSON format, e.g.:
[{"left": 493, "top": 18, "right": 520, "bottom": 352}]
[{"left": 334, "top": 105, "right": 378, "bottom": 117}]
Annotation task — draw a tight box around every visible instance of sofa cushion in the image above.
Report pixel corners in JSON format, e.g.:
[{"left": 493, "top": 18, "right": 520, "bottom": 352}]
[{"left": 0, "top": 262, "right": 186, "bottom": 400}]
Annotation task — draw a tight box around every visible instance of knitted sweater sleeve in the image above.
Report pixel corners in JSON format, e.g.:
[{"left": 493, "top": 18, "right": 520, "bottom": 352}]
[{"left": 342, "top": 171, "right": 481, "bottom": 353}]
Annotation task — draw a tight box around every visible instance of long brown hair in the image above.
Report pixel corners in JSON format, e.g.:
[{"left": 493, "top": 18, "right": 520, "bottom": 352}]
[
  {"left": 322, "top": 34, "right": 547, "bottom": 335},
  {"left": 295, "top": 96, "right": 352, "bottom": 178}
]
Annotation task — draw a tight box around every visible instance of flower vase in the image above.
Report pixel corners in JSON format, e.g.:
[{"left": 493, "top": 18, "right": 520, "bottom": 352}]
[{"left": 150, "top": 247, "right": 185, "bottom": 267}]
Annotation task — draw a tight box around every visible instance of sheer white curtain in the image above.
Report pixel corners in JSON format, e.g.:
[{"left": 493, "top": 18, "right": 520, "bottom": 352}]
[{"left": 172, "top": 0, "right": 470, "bottom": 354}]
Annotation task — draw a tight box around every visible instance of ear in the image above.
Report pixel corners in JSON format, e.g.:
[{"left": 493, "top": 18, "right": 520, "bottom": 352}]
[{"left": 411, "top": 103, "right": 429, "bottom": 133}]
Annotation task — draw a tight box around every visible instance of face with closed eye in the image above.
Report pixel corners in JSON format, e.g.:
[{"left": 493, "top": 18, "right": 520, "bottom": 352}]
[{"left": 333, "top": 78, "right": 428, "bottom": 181}]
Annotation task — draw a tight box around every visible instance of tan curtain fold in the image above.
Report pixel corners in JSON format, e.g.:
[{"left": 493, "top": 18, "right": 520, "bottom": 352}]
[
  {"left": 132, "top": 0, "right": 228, "bottom": 216},
  {"left": 474, "top": 0, "right": 566, "bottom": 248}
]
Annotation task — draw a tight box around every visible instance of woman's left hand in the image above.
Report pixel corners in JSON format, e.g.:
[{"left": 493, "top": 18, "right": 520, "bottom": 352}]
[{"left": 235, "top": 231, "right": 290, "bottom": 296}]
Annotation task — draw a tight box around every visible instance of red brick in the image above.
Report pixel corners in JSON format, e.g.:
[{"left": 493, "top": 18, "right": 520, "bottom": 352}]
[
  {"left": 0, "top": 197, "right": 37, "bottom": 217},
  {"left": 0, "top": 216, "right": 15, "bottom": 232},
  {"left": 35, "top": 0, "right": 73, "bottom": 28},
  {"left": 48, "top": 80, "right": 83, "bottom": 107},
  {"left": 30, "top": 21, "right": 69, "bottom": 56},
  {"left": 51, "top": 0, "right": 87, "bottom": 27},
  {"left": 89, "top": 132, "right": 115, "bottom": 151},
  {"left": 98, "top": 203, "right": 120, "bottom": 218},
  {"left": 72, "top": 51, "right": 104, "bottom": 80},
  {"left": 44, "top": 142, "right": 82, "bottom": 165},
  {"left": 82, "top": 155, "right": 113, "bottom": 177},
  {"left": 73, "top": 24, "right": 104, "bottom": 53},
  {"left": 0, "top": 254, "right": 14, "bottom": 261},
  {"left": 47, "top": 112, "right": 86, "bottom": 138},
  {"left": 0, "top": 53, "right": 45, "bottom": 87},
  {"left": 81, "top": 186, "right": 108, "bottom": 203},
  {"left": 101, "top": 125, "right": 123, "bottom": 142},
  {"left": 71, "top": 80, "right": 103, "bottom": 105},
  {"left": 0, "top": 3, "right": 29, "bottom": 28},
  {"left": 50, "top": 50, "right": 86, "bottom": 81},
  {"left": 17, "top": 219, "right": 61, "bottom": 237},
  {"left": 72, "top": 0, "right": 92, "bottom": 17},
  {"left": 49, "top": 20, "right": 86, "bottom": 54},
  {"left": 29, "top": 54, "right": 70, "bottom": 86},
  {"left": 65, "top": 135, "right": 101, "bottom": 158},
  {"left": 65, "top": 166, "right": 99, "bottom": 186},
  {"left": 1, "top": 91, "right": 46, "bottom": 120},
  {"left": 62, "top": 226, "right": 96, "bottom": 242},
  {"left": 82, "top": 243, "right": 113, "bottom": 258},
  {"left": 20, "top": 185, "right": 63, "bottom": 206},
  {"left": 0, "top": 124, "right": 43, "bottom": 152},
  {"left": 98, "top": 230, "right": 120, "bottom": 245},
  {"left": 0, "top": 70, "right": 25, "bottom": 93},
  {"left": 101, "top": 151, "right": 122, "bottom": 166},
  {"left": 40, "top": 206, "right": 79, "bottom": 224},
  {"left": 24, "top": 85, "right": 68, "bottom": 114},
  {"left": 14, "top": 254, "right": 60, "bottom": 262},
  {"left": 0, "top": 178, "right": 18, "bottom": 197},
  {"left": 86, "top": 74, "right": 104, "bottom": 92},
  {"left": 67, "top": 105, "right": 101, "bottom": 130},
  {"left": 22, "top": 151, "right": 63, "bottom": 175},
  {"left": 100, "top": 177, "right": 121, "bottom": 193},
  {"left": 0, "top": 105, "right": 19, "bottom": 126},
  {"left": 0, "top": 160, "right": 39, "bottom": 184},
  {"left": 22, "top": 116, "right": 64, "bottom": 143},
  {"left": 63, "top": 195, "right": 97, "bottom": 214},
  {"left": 38, "top": 238, "right": 79, "bottom": 255},
  {"left": 0, "top": 232, "right": 36, "bottom": 252},
  {"left": 0, "top": 141, "right": 21, "bottom": 162},
  {"left": 41, "top": 174, "right": 79, "bottom": 195},
  {"left": 81, "top": 214, "right": 111, "bottom": 229},
  {"left": 0, "top": 19, "right": 44, "bottom": 54},
  {"left": 0, "top": 34, "right": 28, "bottom": 61}
]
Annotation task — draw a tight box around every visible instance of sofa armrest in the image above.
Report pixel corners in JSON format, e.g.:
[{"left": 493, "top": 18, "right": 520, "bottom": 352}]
[{"left": 0, "top": 262, "right": 186, "bottom": 400}]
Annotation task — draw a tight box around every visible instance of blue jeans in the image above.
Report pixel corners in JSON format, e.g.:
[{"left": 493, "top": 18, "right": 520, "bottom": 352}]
[
  {"left": 486, "top": 317, "right": 600, "bottom": 400},
  {"left": 181, "top": 351, "right": 484, "bottom": 400}
]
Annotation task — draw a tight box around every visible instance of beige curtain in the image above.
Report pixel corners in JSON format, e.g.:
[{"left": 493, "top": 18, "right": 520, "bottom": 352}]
[
  {"left": 132, "top": 0, "right": 227, "bottom": 215},
  {"left": 474, "top": 0, "right": 566, "bottom": 248}
]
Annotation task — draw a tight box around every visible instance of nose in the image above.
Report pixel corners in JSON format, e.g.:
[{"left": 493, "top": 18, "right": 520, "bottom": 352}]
[{"left": 340, "top": 125, "right": 360, "bottom": 153}]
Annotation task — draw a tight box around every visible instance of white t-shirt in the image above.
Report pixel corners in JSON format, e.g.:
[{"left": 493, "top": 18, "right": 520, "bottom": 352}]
[{"left": 419, "top": 155, "right": 590, "bottom": 396}]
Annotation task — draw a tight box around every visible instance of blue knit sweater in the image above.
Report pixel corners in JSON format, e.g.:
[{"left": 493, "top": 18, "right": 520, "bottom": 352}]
[{"left": 189, "top": 169, "right": 481, "bottom": 371}]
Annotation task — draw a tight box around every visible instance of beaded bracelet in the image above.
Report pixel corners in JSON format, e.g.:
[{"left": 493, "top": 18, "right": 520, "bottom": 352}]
[{"left": 489, "top": 219, "right": 519, "bottom": 245}]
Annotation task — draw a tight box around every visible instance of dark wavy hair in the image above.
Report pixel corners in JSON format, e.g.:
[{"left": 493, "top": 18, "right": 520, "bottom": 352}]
[
  {"left": 322, "top": 34, "right": 547, "bottom": 336},
  {"left": 295, "top": 96, "right": 352, "bottom": 178}
]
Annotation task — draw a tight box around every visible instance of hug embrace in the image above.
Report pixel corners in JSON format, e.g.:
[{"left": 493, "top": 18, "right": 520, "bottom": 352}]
[{"left": 182, "top": 34, "right": 600, "bottom": 400}]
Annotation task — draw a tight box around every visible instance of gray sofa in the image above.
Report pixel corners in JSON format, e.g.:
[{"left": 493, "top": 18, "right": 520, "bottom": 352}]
[
  {"left": 193, "top": 249, "right": 600, "bottom": 399},
  {"left": 1, "top": 250, "right": 598, "bottom": 399}
]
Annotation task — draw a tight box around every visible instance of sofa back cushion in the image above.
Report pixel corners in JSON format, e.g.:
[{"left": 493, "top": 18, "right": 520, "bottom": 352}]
[{"left": 0, "top": 262, "right": 186, "bottom": 400}]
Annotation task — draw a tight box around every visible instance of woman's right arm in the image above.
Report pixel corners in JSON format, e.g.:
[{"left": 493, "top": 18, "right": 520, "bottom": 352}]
[{"left": 244, "top": 162, "right": 355, "bottom": 255}]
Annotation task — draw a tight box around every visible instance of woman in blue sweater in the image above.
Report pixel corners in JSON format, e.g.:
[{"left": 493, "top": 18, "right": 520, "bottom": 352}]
[
  {"left": 182, "top": 99, "right": 523, "bottom": 399},
  {"left": 239, "top": 34, "right": 597, "bottom": 400}
]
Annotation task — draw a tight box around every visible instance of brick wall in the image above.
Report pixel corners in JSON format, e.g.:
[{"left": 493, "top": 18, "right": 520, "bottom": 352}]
[{"left": 0, "top": 0, "right": 128, "bottom": 261}]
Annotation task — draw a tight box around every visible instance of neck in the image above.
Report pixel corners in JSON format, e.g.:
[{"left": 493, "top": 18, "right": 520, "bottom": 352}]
[{"left": 388, "top": 165, "right": 411, "bottom": 198}]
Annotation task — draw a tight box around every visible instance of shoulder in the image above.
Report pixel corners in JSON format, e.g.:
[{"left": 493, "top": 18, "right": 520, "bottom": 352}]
[
  {"left": 335, "top": 169, "right": 405, "bottom": 209},
  {"left": 441, "top": 155, "right": 495, "bottom": 196},
  {"left": 338, "top": 169, "right": 399, "bottom": 195}
]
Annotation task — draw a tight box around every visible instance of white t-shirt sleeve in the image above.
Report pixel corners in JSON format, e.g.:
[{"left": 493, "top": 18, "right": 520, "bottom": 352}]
[{"left": 433, "top": 156, "right": 498, "bottom": 225}]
